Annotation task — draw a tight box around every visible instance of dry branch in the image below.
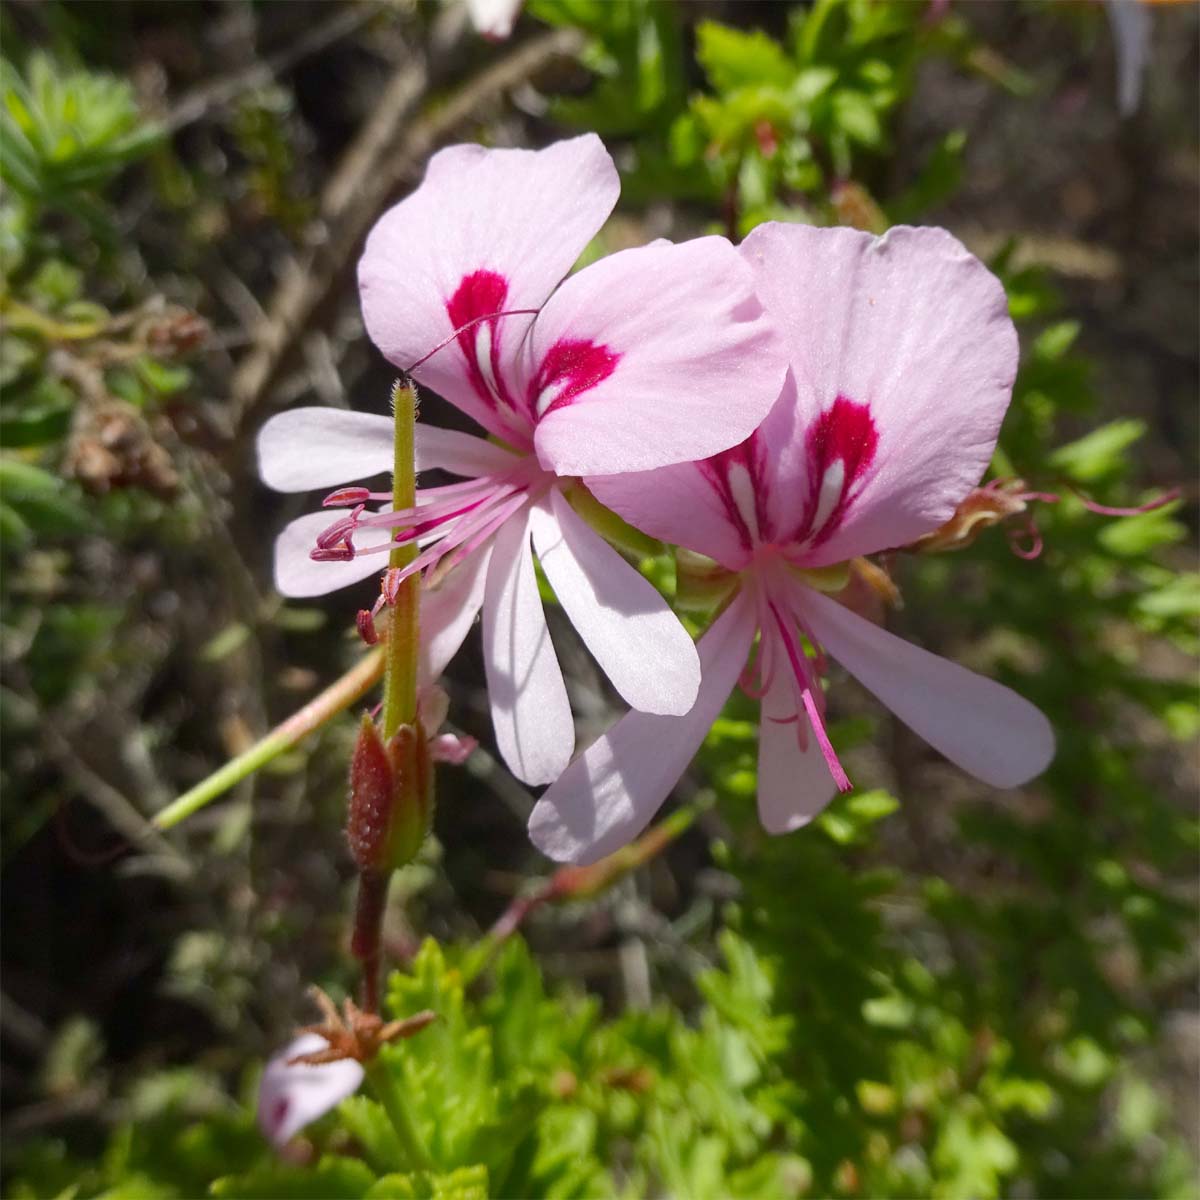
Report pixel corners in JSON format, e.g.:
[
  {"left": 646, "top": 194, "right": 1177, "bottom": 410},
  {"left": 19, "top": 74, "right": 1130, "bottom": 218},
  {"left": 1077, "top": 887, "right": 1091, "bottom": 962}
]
[{"left": 230, "top": 26, "right": 585, "bottom": 424}]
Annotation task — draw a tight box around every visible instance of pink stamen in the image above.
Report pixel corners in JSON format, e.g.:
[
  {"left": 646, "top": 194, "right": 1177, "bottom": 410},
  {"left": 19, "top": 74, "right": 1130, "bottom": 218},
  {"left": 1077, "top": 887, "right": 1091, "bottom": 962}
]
[
  {"left": 1067, "top": 484, "right": 1181, "bottom": 517},
  {"left": 322, "top": 487, "right": 374, "bottom": 508},
  {"left": 1008, "top": 516, "right": 1044, "bottom": 560},
  {"left": 315, "top": 504, "right": 365, "bottom": 549},
  {"left": 769, "top": 599, "right": 852, "bottom": 792},
  {"left": 356, "top": 609, "right": 379, "bottom": 645},
  {"left": 310, "top": 544, "right": 355, "bottom": 562}
]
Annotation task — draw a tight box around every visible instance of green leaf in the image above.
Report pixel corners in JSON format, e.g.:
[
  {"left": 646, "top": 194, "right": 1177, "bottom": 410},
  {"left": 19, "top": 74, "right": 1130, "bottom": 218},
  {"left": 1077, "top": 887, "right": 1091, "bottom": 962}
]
[
  {"left": 830, "top": 88, "right": 882, "bottom": 148},
  {"left": 696, "top": 22, "right": 793, "bottom": 92},
  {"left": 1048, "top": 419, "right": 1146, "bottom": 483},
  {"left": 213, "top": 1156, "right": 376, "bottom": 1199}
]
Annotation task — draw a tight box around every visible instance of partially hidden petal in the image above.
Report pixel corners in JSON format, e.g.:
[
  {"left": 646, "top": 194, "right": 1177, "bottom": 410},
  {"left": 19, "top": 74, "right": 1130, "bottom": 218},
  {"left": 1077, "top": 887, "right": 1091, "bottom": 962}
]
[
  {"left": 273, "top": 510, "right": 384, "bottom": 598},
  {"left": 257, "top": 1034, "right": 364, "bottom": 1149},
  {"left": 530, "top": 236, "right": 787, "bottom": 476},
  {"left": 258, "top": 408, "right": 394, "bottom": 492},
  {"left": 419, "top": 542, "right": 491, "bottom": 682},
  {"left": 416, "top": 424, "right": 523, "bottom": 479},
  {"left": 584, "top": 460, "right": 752, "bottom": 572},
  {"left": 739, "top": 222, "right": 1018, "bottom": 564},
  {"left": 757, "top": 640, "right": 839, "bottom": 833},
  {"left": 482, "top": 505, "right": 574, "bottom": 785},
  {"left": 359, "top": 136, "right": 619, "bottom": 440},
  {"left": 528, "top": 589, "right": 757, "bottom": 865},
  {"left": 800, "top": 586, "right": 1054, "bottom": 788},
  {"left": 529, "top": 489, "right": 700, "bottom": 716}
]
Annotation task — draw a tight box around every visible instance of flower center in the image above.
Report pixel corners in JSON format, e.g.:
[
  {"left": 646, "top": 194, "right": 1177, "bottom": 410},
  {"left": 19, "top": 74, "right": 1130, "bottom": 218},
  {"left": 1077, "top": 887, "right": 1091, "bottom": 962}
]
[
  {"left": 310, "top": 456, "right": 550, "bottom": 590},
  {"left": 740, "top": 566, "right": 853, "bottom": 794}
]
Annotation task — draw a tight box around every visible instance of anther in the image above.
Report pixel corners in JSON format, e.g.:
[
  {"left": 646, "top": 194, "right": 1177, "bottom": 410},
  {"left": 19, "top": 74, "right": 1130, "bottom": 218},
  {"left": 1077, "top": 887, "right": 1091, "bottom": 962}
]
[{"left": 324, "top": 487, "right": 372, "bottom": 508}]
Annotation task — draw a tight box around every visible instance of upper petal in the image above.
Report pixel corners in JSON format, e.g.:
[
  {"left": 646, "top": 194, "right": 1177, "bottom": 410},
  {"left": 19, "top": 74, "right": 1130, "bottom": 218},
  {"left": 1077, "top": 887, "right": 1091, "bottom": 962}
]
[
  {"left": 358, "top": 136, "right": 619, "bottom": 440},
  {"left": 258, "top": 409, "right": 519, "bottom": 493},
  {"left": 530, "top": 237, "right": 788, "bottom": 476},
  {"left": 482, "top": 504, "right": 574, "bottom": 785},
  {"left": 740, "top": 222, "right": 1018, "bottom": 564},
  {"left": 584, "top": 460, "right": 752, "bottom": 572},
  {"left": 529, "top": 489, "right": 701, "bottom": 716},
  {"left": 800, "top": 586, "right": 1054, "bottom": 788},
  {"left": 257, "top": 1034, "right": 364, "bottom": 1149},
  {"left": 757, "top": 643, "right": 839, "bottom": 833},
  {"left": 258, "top": 408, "right": 394, "bottom": 492},
  {"left": 528, "top": 589, "right": 757, "bottom": 865}
]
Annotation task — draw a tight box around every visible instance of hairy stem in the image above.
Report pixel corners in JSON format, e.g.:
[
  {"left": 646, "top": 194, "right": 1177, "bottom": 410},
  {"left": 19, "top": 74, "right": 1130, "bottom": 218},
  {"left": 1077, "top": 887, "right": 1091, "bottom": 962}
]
[
  {"left": 364, "top": 1053, "right": 433, "bottom": 1172},
  {"left": 380, "top": 376, "right": 419, "bottom": 740}
]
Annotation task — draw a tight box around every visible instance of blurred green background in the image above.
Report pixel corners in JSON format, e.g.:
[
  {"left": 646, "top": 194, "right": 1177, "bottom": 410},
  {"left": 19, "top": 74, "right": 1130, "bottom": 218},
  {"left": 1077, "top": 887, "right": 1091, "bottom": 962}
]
[{"left": 1, "top": 1, "right": 1196, "bottom": 1196}]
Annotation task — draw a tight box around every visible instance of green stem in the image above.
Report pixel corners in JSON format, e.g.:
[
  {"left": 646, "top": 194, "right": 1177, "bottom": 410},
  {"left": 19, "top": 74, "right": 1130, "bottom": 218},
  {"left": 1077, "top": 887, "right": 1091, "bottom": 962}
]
[
  {"left": 380, "top": 377, "right": 420, "bottom": 740},
  {"left": 364, "top": 1053, "right": 433, "bottom": 1172},
  {"left": 153, "top": 648, "right": 384, "bottom": 830}
]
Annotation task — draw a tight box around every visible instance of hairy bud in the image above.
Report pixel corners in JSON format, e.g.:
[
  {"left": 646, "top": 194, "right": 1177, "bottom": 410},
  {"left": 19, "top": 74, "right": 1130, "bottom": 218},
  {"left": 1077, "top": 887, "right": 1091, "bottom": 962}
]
[{"left": 347, "top": 713, "right": 433, "bottom": 874}]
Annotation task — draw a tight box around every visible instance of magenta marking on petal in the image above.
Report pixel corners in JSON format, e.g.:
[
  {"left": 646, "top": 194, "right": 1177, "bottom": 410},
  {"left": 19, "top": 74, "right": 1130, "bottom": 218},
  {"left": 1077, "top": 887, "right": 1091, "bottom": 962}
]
[
  {"left": 530, "top": 338, "right": 620, "bottom": 418},
  {"left": 795, "top": 396, "right": 879, "bottom": 549},
  {"left": 446, "top": 269, "right": 519, "bottom": 413},
  {"left": 697, "top": 435, "right": 771, "bottom": 552}
]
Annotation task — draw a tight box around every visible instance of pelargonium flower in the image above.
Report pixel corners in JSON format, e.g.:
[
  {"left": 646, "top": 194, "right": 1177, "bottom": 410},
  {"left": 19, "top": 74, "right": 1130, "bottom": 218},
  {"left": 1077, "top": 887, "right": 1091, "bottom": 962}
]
[
  {"left": 529, "top": 222, "right": 1056, "bottom": 864},
  {"left": 259, "top": 135, "right": 787, "bottom": 785}
]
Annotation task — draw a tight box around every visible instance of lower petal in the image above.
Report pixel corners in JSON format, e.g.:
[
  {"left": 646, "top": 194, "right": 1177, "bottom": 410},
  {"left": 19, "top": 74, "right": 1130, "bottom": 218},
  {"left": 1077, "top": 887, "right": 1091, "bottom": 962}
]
[
  {"left": 258, "top": 408, "right": 394, "bottom": 492},
  {"left": 757, "top": 650, "right": 840, "bottom": 833},
  {"left": 529, "top": 490, "right": 701, "bottom": 716},
  {"left": 482, "top": 506, "right": 574, "bottom": 785},
  {"left": 273, "top": 510, "right": 385, "bottom": 598},
  {"left": 528, "top": 589, "right": 757, "bottom": 865},
  {"left": 257, "top": 1033, "right": 364, "bottom": 1148},
  {"left": 419, "top": 543, "right": 492, "bottom": 682},
  {"left": 800, "top": 587, "right": 1054, "bottom": 788}
]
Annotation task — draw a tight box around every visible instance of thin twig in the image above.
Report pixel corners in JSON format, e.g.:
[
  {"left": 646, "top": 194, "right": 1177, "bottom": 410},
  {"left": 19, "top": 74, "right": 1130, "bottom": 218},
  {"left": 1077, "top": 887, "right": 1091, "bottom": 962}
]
[
  {"left": 164, "top": 2, "right": 383, "bottom": 134},
  {"left": 230, "top": 25, "right": 585, "bottom": 424}
]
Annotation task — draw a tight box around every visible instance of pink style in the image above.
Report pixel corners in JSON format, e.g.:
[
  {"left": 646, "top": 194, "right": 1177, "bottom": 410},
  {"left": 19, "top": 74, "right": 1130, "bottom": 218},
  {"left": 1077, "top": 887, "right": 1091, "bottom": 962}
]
[
  {"left": 257, "top": 134, "right": 788, "bottom": 787},
  {"left": 530, "top": 222, "right": 1056, "bottom": 865}
]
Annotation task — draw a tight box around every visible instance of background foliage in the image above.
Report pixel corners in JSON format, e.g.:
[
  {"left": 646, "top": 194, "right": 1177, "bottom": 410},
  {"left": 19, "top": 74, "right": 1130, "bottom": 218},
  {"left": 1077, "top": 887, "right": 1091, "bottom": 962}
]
[{"left": 1, "top": 1, "right": 1196, "bottom": 1197}]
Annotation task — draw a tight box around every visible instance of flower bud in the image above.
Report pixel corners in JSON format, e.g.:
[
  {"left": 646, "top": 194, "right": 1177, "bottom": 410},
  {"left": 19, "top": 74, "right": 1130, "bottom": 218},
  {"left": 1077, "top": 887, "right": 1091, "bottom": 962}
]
[{"left": 346, "top": 713, "right": 433, "bottom": 874}]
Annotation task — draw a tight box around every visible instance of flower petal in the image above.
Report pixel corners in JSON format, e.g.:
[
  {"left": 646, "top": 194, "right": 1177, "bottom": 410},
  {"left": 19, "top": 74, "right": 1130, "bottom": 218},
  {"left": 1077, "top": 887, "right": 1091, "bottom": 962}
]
[
  {"left": 529, "top": 489, "right": 700, "bottom": 715},
  {"left": 258, "top": 409, "right": 394, "bottom": 492},
  {"left": 465, "top": 0, "right": 524, "bottom": 39},
  {"left": 584, "top": 459, "right": 752, "bottom": 572},
  {"left": 257, "top": 1034, "right": 363, "bottom": 1149},
  {"left": 258, "top": 410, "right": 517, "bottom": 494},
  {"left": 359, "top": 136, "right": 619, "bottom": 440},
  {"left": 273, "top": 510, "right": 385, "bottom": 598},
  {"left": 482, "top": 504, "right": 574, "bottom": 785},
  {"left": 417, "top": 425, "right": 523, "bottom": 479},
  {"left": 800, "top": 587, "right": 1054, "bottom": 788},
  {"left": 757, "top": 640, "right": 839, "bottom": 833},
  {"left": 528, "top": 589, "right": 757, "bottom": 864},
  {"left": 530, "top": 236, "right": 787, "bottom": 476},
  {"left": 419, "top": 542, "right": 491, "bottom": 682},
  {"left": 739, "top": 222, "right": 1018, "bottom": 564}
]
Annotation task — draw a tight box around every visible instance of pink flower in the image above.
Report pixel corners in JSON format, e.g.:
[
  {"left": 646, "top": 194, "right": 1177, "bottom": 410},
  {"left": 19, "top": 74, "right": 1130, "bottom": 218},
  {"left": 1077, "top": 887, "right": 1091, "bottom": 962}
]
[
  {"left": 258, "top": 1033, "right": 363, "bottom": 1149},
  {"left": 529, "top": 222, "right": 1056, "bottom": 864},
  {"left": 258, "top": 135, "right": 787, "bottom": 786}
]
